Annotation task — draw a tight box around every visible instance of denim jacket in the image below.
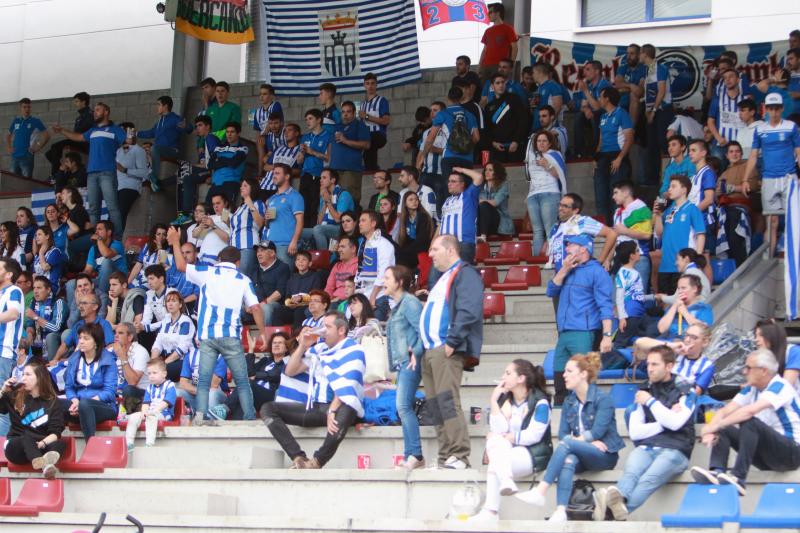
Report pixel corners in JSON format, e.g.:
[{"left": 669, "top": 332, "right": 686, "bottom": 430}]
[
  {"left": 386, "top": 292, "right": 423, "bottom": 370},
  {"left": 559, "top": 383, "right": 625, "bottom": 453}
]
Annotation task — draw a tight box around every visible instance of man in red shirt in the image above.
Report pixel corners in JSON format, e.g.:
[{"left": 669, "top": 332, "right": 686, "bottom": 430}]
[{"left": 479, "top": 3, "right": 518, "bottom": 80}]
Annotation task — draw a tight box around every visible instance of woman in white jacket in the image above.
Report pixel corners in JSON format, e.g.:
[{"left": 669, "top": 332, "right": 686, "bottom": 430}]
[{"left": 525, "top": 130, "right": 567, "bottom": 256}]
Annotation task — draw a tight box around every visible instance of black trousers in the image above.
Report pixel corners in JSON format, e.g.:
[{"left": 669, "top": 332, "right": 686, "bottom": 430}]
[
  {"left": 710, "top": 417, "right": 800, "bottom": 480},
  {"left": 225, "top": 382, "right": 275, "bottom": 420},
  {"left": 118, "top": 189, "right": 140, "bottom": 232},
  {"left": 722, "top": 206, "right": 749, "bottom": 266},
  {"left": 261, "top": 400, "right": 358, "bottom": 466},
  {"left": 4, "top": 434, "right": 67, "bottom": 465},
  {"left": 657, "top": 272, "right": 680, "bottom": 297},
  {"left": 477, "top": 202, "right": 500, "bottom": 237},
  {"left": 299, "top": 173, "right": 320, "bottom": 228},
  {"left": 363, "top": 133, "right": 387, "bottom": 171}
]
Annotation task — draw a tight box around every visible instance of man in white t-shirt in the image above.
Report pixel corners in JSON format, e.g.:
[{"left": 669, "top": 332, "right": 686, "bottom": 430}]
[
  {"left": 691, "top": 349, "right": 800, "bottom": 495},
  {"left": 734, "top": 99, "right": 761, "bottom": 160},
  {"left": 196, "top": 192, "right": 232, "bottom": 266},
  {"left": 666, "top": 110, "right": 704, "bottom": 142},
  {"left": 113, "top": 322, "right": 150, "bottom": 401}
]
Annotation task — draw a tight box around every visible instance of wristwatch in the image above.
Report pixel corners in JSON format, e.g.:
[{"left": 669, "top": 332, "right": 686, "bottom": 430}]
[
  {"left": 327, "top": 409, "right": 337, "bottom": 416},
  {"left": 603, "top": 332, "right": 613, "bottom": 338}
]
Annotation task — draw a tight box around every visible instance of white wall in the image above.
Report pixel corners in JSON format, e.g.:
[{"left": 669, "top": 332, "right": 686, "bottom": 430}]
[{"left": 530, "top": 0, "right": 799, "bottom": 46}]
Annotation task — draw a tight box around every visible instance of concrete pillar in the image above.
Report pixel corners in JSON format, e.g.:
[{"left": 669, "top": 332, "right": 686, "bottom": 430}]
[
  {"left": 169, "top": 30, "right": 206, "bottom": 118},
  {"left": 246, "top": 0, "right": 268, "bottom": 82}
]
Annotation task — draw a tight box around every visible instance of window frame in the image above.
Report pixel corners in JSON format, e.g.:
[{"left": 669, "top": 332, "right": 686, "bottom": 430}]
[{"left": 580, "top": 0, "right": 711, "bottom": 28}]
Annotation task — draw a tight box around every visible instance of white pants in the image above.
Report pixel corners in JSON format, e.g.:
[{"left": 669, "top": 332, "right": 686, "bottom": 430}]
[
  {"left": 125, "top": 410, "right": 166, "bottom": 447},
  {"left": 484, "top": 434, "right": 534, "bottom": 512},
  {"left": 785, "top": 177, "right": 800, "bottom": 320}
]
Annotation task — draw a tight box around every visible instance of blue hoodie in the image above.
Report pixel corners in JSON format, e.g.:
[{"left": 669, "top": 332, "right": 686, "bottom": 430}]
[
  {"left": 137, "top": 111, "right": 192, "bottom": 150},
  {"left": 546, "top": 258, "right": 613, "bottom": 332},
  {"left": 64, "top": 349, "right": 118, "bottom": 407}
]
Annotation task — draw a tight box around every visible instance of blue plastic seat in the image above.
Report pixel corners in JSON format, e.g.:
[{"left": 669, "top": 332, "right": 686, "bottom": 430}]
[
  {"left": 711, "top": 258, "right": 736, "bottom": 285},
  {"left": 739, "top": 483, "right": 800, "bottom": 529},
  {"left": 661, "top": 484, "right": 739, "bottom": 528},
  {"left": 610, "top": 383, "right": 639, "bottom": 408}
]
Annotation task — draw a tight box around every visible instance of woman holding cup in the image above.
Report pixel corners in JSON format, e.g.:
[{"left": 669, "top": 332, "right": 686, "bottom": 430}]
[{"left": 525, "top": 130, "right": 567, "bottom": 256}]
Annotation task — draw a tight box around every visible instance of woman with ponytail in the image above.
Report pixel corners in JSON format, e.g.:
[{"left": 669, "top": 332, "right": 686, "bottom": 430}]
[
  {"left": 468, "top": 359, "right": 553, "bottom": 523},
  {"left": 658, "top": 248, "right": 710, "bottom": 305},
  {"left": 517, "top": 352, "right": 623, "bottom": 522}
]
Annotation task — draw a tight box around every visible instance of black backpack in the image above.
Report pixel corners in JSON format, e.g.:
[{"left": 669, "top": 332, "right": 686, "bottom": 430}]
[
  {"left": 566, "top": 479, "right": 596, "bottom": 521},
  {"left": 446, "top": 110, "right": 474, "bottom": 155}
]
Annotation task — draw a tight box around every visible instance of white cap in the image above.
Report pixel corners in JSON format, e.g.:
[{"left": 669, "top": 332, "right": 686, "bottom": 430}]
[{"left": 765, "top": 93, "right": 783, "bottom": 106}]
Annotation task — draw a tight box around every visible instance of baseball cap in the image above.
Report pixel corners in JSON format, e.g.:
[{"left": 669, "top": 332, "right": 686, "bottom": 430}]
[
  {"left": 765, "top": 93, "right": 784, "bottom": 107},
  {"left": 564, "top": 233, "right": 594, "bottom": 252},
  {"left": 254, "top": 240, "right": 276, "bottom": 251}
]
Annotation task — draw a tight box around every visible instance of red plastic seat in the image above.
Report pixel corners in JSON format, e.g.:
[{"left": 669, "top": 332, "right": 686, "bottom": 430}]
[
  {"left": 475, "top": 242, "right": 490, "bottom": 263},
  {"left": 0, "top": 436, "right": 6, "bottom": 467},
  {"left": 62, "top": 436, "right": 127, "bottom": 471},
  {"left": 0, "top": 478, "right": 9, "bottom": 505},
  {"left": 309, "top": 249, "right": 331, "bottom": 271},
  {"left": 483, "top": 292, "right": 506, "bottom": 319},
  {"left": 417, "top": 252, "right": 432, "bottom": 289},
  {"left": 478, "top": 266, "right": 499, "bottom": 287},
  {"left": 486, "top": 234, "right": 513, "bottom": 242},
  {"left": 118, "top": 397, "right": 184, "bottom": 432},
  {"left": 491, "top": 265, "right": 542, "bottom": 291},
  {"left": 124, "top": 235, "right": 148, "bottom": 253},
  {"left": 0, "top": 478, "right": 64, "bottom": 516},
  {"left": 484, "top": 241, "right": 533, "bottom": 265},
  {"left": 8, "top": 437, "right": 76, "bottom": 473}
]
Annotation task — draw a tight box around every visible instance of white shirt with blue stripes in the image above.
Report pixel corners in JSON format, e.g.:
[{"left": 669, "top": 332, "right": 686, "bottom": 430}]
[
  {"left": 0, "top": 284, "right": 24, "bottom": 360},
  {"left": 186, "top": 263, "right": 259, "bottom": 341},
  {"left": 734, "top": 375, "right": 800, "bottom": 444}
]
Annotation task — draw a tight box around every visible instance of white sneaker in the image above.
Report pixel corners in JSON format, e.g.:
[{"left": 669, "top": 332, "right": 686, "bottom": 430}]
[
  {"left": 515, "top": 488, "right": 546, "bottom": 506},
  {"left": 605, "top": 486, "right": 628, "bottom": 521},
  {"left": 548, "top": 508, "right": 568, "bottom": 522},
  {"left": 593, "top": 488, "right": 608, "bottom": 521},
  {"left": 443, "top": 456, "right": 468, "bottom": 470},
  {"left": 499, "top": 477, "right": 519, "bottom": 496},
  {"left": 404, "top": 456, "right": 425, "bottom": 471},
  {"left": 466, "top": 509, "right": 499, "bottom": 523}
]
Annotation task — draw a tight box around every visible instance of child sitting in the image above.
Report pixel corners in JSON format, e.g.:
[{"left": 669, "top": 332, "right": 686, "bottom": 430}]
[{"left": 125, "top": 358, "right": 177, "bottom": 451}]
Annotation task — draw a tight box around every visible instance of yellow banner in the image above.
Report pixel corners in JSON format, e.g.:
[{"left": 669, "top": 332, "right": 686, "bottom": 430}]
[{"left": 176, "top": 0, "right": 254, "bottom": 45}]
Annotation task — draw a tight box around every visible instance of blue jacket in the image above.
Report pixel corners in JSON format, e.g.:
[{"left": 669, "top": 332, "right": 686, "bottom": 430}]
[
  {"left": 560, "top": 383, "right": 625, "bottom": 453},
  {"left": 209, "top": 143, "right": 248, "bottom": 185},
  {"left": 64, "top": 349, "right": 118, "bottom": 407},
  {"left": 137, "top": 112, "right": 192, "bottom": 150},
  {"left": 547, "top": 259, "right": 613, "bottom": 332},
  {"left": 386, "top": 292, "right": 424, "bottom": 369},
  {"left": 446, "top": 263, "right": 484, "bottom": 369}
]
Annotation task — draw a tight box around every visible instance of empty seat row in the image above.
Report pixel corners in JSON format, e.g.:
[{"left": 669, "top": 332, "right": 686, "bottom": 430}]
[
  {"left": 0, "top": 436, "right": 127, "bottom": 474},
  {"left": 0, "top": 478, "right": 63, "bottom": 516},
  {"left": 479, "top": 265, "right": 541, "bottom": 291},
  {"left": 476, "top": 241, "right": 547, "bottom": 266}
]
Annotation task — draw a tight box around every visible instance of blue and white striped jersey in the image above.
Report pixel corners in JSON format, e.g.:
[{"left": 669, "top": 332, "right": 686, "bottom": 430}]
[
  {"left": 186, "top": 263, "right": 259, "bottom": 341},
  {"left": 261, "top": 143, "right": 302, "bottom": 191},
  {"left": 420, "top": 261, "right": 461, "bottom": 350},
  {"left": 734, "top": 375, "right": 800, "bottom": 444},
  {"left": 253, "top": 101, "right": 284, "bottom": 133},
  {"left": 230, "top": 200, "right": 266, "bottom": 250},
  {"left": 0, "top": 284, "right": 24, "bottom": 359},
  {"left": 314, "top": 337, "right": 366, "bottom": 417},
  {"left": 143, "top": 380, "right": 178, "bottom": 420},
  {"left": 439, "top": 183, "right": 480, "bottom": 244},
  {"left": 151, "top": 313, "right": 195, "bottom": 358},
  {"left": 360, "top": 95, "right": 390, "bottom": 135},
  {"left": 673, "top": 354, "right": 715, "bottom": 392}
]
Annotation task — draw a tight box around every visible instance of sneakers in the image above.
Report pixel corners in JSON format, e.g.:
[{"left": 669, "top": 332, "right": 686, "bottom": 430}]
[
  {"left": 42, "top": 464, "right": 59, "bottom": 480},
  {"left": 442, "top": 456, "right": 468, "bottom": 470},
  {"left": 290, "top": 456, "right": 308, "bottom": 469},
  {"left": 548, "top": 508, "right": 568, "bottom": 522},
  {"left": 208, "top": 404, "right": 229, "bottom": 421},
  {"left": 304, "top": 457, "right": 321, "bottom": 469},
  {"left": 605, "top": 486, "right": 628, "bottom": 521},
  {"left": 149, "top": 176, "right": 160, "bottom": 193},
  {"left": 690, "top": 466, "right": 720, "bottom": 485},
  {"left": 717, "top": 472, "right": 747, "bottom": 496},
  {"left": 593, "top": 487, "right": 608, "bottom": 521},
  {"left": 499, "top": 477, "right": 519, "bottom": 496},
  {"left": 192, "top": 414, "right": 218, "bottom": 427},
  {"left": 403, "top": 456, "right": 425, "bottom": 471},
  {"left": 466, "top": 509, "right": 499, "bottom": 523},
  {"left": 39, "top": 451, "right": 60, "bottom": 480},
  {"left": 515, "top": 488, "right": 546, "bottom": 506},
  {"left": 171, "top": 212, "right": 193, "bottom": 225},
  {"left": 127, "top": 443, "right": 135, "bottom": 454}
]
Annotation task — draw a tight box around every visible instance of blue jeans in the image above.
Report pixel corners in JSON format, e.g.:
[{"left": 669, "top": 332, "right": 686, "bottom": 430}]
[
  {"left": 634, "top": 255, "right": 651, "bottom": 294},
  {"left": 87, "top": 171, "right": 123, "bottom": 238},
  {"left": 0, "top": 357, "right": 13, "bottom": 435},
  {"left": 396, "top": 364, "right": 423, "bottom": 459},
  {"left": 312, "top": 224, "right": 340, "bottom": 250},
  {"left": 260, "top": 302, "right": 281, "bottom": 326},
  {"left": 59, "top": 397, "right": 117, "bottom": 441},
  {"left": 543, "top": 437, "right": 619, "bottom": 506},
  {"left": 275, "top": 245, "right": 292, "bottom": 268},
  {"left": 527, "top": 192, "right": 560, "bottom": 256},
  {"left": 617, "top": 445, "right": 688, "bottom": 512},
  {"left": 594, "top": 152, "right": 631, "bottom": 224},
  {"left": 150, "top": 145, "right": 179, "bottom": 183},
  {"left": 13, "top": 153, "right": 34, "bottom": 178},
  {"left": 196, "top": 337, "right": 254, "bottom": 420},
  {"left": 239, "top": 248, "right": 257, "bottom": 282},
  {"left": 176, "top": 387, "right": 226, "bottom": 416}
]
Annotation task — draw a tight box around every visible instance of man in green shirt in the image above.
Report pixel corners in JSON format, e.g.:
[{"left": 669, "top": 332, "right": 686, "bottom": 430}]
[{"left": 206, "top": 81, "right": 242, "bottom": 140}]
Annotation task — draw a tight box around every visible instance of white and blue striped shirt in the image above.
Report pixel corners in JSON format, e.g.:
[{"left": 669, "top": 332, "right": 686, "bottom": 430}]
[
  {"left": 230, "top": 200, "right": 266, "bottom": 250},
  {"left": 673, "top": 354, "right": 715, "bottom": 392},
  {"left": 151, "top": 313, "right": 195, "bottom": 358},
  {"left": 420, "top": 261, "right": 461, "bottom": 350},
  {"left": 265, "top": 127, "right": 287, "bottom": 153},
  {"left": 0, "top": 284, "right": 24, "bottom": 359},
  {"left": 711, "top": 88, "right": 747, "bottom": 144},
  {"left": 734, "top": 375, "right": 800, "bottom": 444},
  {"left": 254, "top": 101, "right": 283, "bottom": 134},
  {"left": 301, "top": 315, "right": 324, "bottom": 330},
  {"left": 143, "top": 380, "right": 177, "bottom": 420},
  {"left": 275, "top": 363, "right": 312, "bottom": 404},
  {"left": 361, "top": 95, "right": 390, "bottom": 135},
  {"left": 261, "top": 144, "right": 302, "bottom": 191},
  {"left": 76, "top": 356, "right": 99, "bottom": 387},
  {"left": 439, "top": 184, "right": 480, "bottom": 244},
  {"left": 186, "top": 263, "right": 259, "bottom": 341},
  {"left": 313, "top": 337, "right": 366, "bottom": 417},
  {"left": 419, "top": 126, "right": 446, "bottom": 176}
]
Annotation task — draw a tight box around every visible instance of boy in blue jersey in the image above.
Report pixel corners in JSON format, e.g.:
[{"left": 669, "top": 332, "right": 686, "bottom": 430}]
[
  {"left": 330, "top": 101, "right": 370, "bottom": 204},
  {"left": 208, "top": 122, "right": 248, "bottom": 209},
  {"left": 360, "top": 73, "right": 391, "bottom": 171},
  {"left": 254, "top": 84, "right": 283, "bottom": 175},
  {"left": 660, "top": 135, "right": 695, "bottom": 197},
  {"left": 641, "top": 44, "right": 675, "bottom": 187},
  {"left": 318, "top": 83, "right": 341, "bottom": 135},
  {"left": 594, "top": 87, "right": 634, "bottom": 224},
  {"left": 299, "top": 109, "right": 332, "bottom": 229},
  {"left": 614, "top": 44, "right": 647, "bottom": 127},
  {"left": 0, "top": 257, "right": 25, "bottom": 436},
  {"left": 693, "top": 349, "right": 800, "bottom": 495},
  {"left": 531, "top": 64, "right": 564, "bottom": 131},
  {"left": 53, "top": 103, "right": 125, "bottom": 238},
  {"left": 302, "top": 169, "right": 355, "bottom": 251},
  {"left": 742, "top": 93, "right": 800, "bottom": 318},
  {"left": 125, "top": 358, "right": 176, "bottom": 451},
  {"left": 6, "top": 98, "right": 49, "bottom": 178},
  {"left": 136, "top": 95, "right": 192, "bottom": 191}
]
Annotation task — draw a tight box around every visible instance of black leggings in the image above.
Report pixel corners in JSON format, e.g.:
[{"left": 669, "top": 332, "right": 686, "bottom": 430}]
[
  {"left": 117, "top": 188, "right": 140, "bottom": 232},
  {"left": 4, "top": 434, "right": 67, "bottom": 465},
  {"left": 477, "top": 202, "right": 500, "bottom": 237}
]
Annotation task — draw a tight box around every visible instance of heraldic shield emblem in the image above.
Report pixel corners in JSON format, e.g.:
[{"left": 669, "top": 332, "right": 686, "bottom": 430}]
[{"left": 319, "top": 10, "right": 361, "bottom": 78}]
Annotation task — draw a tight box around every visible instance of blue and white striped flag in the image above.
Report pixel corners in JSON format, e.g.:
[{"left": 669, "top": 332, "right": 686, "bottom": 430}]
[
  {"left": 31, "top": 188, "right": 107, "bottom": 225},
  {"left": 262, "top": 0, "right": 421, "bottom": 95}
]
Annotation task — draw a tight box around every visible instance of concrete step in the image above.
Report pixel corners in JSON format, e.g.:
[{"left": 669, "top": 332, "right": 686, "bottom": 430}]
[
  {"left": 1, "top": 466, "right": 786, "bottom": 522},
  {"left": 482, "top": 324, "right": 558, "bottom": 345}
]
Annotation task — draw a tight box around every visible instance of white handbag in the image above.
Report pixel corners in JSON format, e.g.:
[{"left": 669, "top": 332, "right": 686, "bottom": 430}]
[{"left": 360, "top": 334, "right": 390, "bottom": 383}]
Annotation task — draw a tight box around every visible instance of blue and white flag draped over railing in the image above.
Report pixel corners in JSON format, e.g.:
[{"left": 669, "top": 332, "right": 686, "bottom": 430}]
[
  {"left": 525, "top": 37, "right": 788, "bottom": 110},
  {"left": 262, "top": 0, "right": 421, "bottom": 95},
  {"left": 31, "top": 188, "right": 107, "bottom": 225}
]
